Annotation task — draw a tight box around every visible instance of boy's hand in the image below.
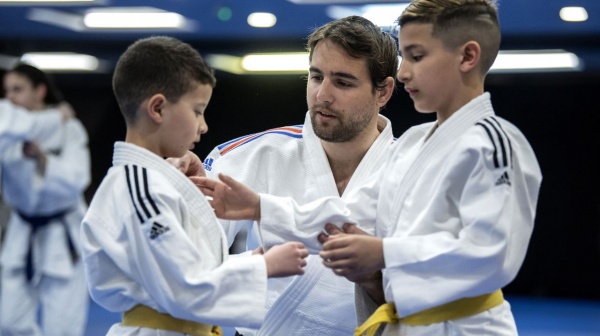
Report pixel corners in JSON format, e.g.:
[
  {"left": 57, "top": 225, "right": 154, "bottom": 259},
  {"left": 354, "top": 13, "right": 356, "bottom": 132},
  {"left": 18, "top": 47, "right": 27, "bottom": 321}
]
[
  {"left": 264, "top": 242, "right": 309, "bottom": 278},
  {"left": 197, "top": 173, "right": 261, "bottom": 221},
  {"left": 166, "top": 150, "right": 206, "bottom": 178},
  {"left": 319, "top": 223, "right": 385, "bottom": 282}
]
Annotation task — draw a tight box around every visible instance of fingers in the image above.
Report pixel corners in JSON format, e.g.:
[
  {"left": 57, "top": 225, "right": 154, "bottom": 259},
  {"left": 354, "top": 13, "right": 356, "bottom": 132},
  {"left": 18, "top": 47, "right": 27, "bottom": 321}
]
[
  {"left": 185, "top": 151, "right": 206, "bottom": 177},
  {"left": 265, "top": 242, "right": 309, "bottom": 278},
  {"left": 195, "top": 176, "right": 216, "bottom": 192},
  {"left": 217, "top": 173, "right": 248, "bottom": 192},
  {"left": 324, "top": 223, "right": 344, "bottom": 235},
  {"left": 318, "top": 223, "right": 345, "bottom": 244},
  {"left": 318, "top": 232, "right": 329, "bottom": 244},
  {"left": 342, "top": 223, "right": 369, "bottom": 235}
]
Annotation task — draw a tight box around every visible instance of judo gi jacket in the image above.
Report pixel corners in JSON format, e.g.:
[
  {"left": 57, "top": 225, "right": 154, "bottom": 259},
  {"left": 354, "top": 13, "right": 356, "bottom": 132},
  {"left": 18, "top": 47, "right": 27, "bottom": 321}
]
[
  {"left": 204, "top": 112, "right": 395, "bottom": 336},
  {"left": 257, "top": 93, "right": 543, "bottom": 335},
  {"left": 81, "top": 142, "right": 270, "bottom": 336}
]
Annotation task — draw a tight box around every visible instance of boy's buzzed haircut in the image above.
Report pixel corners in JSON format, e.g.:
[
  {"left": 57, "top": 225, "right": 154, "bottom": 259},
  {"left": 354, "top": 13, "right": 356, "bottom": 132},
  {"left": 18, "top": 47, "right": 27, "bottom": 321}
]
[
  {"left": 399, "top": 0, "right": 501, "bottom": 75},
  {"left": 307, "top": 15, "right": 399, "bottom": 93},
  {"left": 112, "top": 36, "right": 216, "bottom": 123}
]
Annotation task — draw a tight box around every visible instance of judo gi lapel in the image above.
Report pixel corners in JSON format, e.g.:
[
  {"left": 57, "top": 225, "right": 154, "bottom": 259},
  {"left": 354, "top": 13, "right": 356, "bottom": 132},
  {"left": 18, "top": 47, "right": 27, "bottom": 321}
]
[
  {"left": 391, "top": 93, "right": 495, "bottom": 215},
  {"left": 344, "top": 114, "right": 395, "bottom": 196},
  {"left": 113, "top": 142, "right": 227, "bottom": 263},
  {"left": 303, "top": 114, "right": 396, "bottom": 199},
  {"left": 303, "top": 113, "right": 339, "bottom": 198}
]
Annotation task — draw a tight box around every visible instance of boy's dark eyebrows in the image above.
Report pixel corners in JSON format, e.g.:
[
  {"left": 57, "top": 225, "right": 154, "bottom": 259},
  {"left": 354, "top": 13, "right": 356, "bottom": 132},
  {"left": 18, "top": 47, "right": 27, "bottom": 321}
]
[{"left": 400, "top": 44, "right": 419, "bottom": 56}]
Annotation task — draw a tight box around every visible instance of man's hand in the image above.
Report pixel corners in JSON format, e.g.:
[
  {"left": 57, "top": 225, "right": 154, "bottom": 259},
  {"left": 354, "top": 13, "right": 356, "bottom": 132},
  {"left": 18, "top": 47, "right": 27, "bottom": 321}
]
[
  {"left": 166, "top": 151, "right": 206, "bottom": 187},
  {"left": 197, "top": 173, "right": 261, "bottom": 221}
]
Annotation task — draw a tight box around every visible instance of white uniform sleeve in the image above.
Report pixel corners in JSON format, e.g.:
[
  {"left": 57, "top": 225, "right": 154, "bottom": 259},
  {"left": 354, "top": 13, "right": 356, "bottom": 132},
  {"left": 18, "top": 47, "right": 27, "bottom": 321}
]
[
  {"left": 259, "top": 171, "right": 380, "bottom": 253},
  {"left": 383, "top": 125, "right": 542, "bottom": 317},
  {"left": 0, "top": 100, "right": 62, "bottom": 154},
  {"left": 82, "top": 169, "right": 268, "bottom": 328}
]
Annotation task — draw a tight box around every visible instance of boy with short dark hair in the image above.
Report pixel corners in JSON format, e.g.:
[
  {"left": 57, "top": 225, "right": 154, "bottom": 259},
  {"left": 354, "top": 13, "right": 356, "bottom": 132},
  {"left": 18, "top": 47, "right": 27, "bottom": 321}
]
[{"left": 80, "top": 36, "right": 309, "bottom": 336}]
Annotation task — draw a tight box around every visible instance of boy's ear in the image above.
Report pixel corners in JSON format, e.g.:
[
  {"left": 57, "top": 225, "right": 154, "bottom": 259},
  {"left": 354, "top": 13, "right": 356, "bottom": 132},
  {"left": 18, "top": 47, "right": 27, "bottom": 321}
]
[
  {"left": 147, "top": 93, "right": 167, "bottom": 123},
  {"left": 460, "top": 41, "right": 481, "bottom": 73},
  {"left": 376, "top": 76, "right": 395, "bottom": 107}
]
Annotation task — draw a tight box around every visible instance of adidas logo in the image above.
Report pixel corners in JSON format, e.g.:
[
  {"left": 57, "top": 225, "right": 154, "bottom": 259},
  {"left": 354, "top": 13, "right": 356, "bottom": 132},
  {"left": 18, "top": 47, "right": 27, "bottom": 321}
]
[
  {"left": 149, "top": 222, "right": 170, "bottom": 240},
  {"left": 203, "top": 158, "right": 214, "bottom": 172},
  {"left": 495, "top": 171, "right": 511, "bottom": 186}
]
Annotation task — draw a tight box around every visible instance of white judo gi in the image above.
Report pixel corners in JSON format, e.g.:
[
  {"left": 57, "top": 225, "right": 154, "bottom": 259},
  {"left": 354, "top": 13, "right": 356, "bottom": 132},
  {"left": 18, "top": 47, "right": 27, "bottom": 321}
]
[
  {"left": 81, "top": 142, "right": 271, "bottom": 336},
  {"left": 257, "top": 93, "right": 543, "bottom": 335},
  {"left": 203, "top": 112, "right": 395, "bottom": 336},
  {"left": 0, "top": 106, "right": 91, "bottom": 336}
]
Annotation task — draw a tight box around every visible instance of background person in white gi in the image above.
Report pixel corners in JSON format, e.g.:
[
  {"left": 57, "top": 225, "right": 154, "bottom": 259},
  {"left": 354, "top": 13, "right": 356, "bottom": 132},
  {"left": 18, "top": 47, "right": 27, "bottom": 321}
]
[
  {"left": 199, "top": 15, "right": 398, "bottom": 336},
  {"left": 198, "top": 0, "right": 543, "bottom": 335},
  {"left": 80, "top": 36, "right": 309, "bottom": 336},
  {"left": 0, "top": 63, "right": 91, "bottom": 336},
  {"left": 0, "top": 98, "right": 73, "bottom": 326}
]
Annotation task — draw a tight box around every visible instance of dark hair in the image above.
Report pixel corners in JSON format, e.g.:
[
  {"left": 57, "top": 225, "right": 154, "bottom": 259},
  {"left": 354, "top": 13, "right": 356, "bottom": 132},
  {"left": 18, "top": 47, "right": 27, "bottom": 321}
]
[
  {"left": 112, "top": 36, "right": 216, "bottom": 124},
  {"left": 399, "top": 0, "right": 501, "bottom": 75},
  {"left": 307, "top": 16, "right": 398, "bottom": 92},
  {"left": 9, "top": 63, "right": 63, "bottom": 106}
]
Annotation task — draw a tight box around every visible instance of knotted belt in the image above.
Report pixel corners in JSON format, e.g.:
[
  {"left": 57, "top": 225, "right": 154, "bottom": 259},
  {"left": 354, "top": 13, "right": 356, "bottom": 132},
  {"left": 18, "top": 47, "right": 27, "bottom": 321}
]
[
  {"left": 122, "top": 304, "right": 223, "bottom": 336},
  {"left": 17, "top": 209, "right": 77, "bottom": 282},
  {"left": 355, "top": 290, "right": 504, "bottom": 336}
]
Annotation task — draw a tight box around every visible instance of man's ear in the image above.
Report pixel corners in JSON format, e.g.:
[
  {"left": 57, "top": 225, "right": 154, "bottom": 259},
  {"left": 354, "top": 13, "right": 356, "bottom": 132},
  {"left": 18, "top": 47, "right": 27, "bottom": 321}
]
[
  {"left": 146, "top": 93, "right": 167, "bottom": 123},
  {"left": 377, "top": 76, "right": 395, "bottom": 107},
  {"left": 460, "top": 41, "right": 481, "bottom": 73}
]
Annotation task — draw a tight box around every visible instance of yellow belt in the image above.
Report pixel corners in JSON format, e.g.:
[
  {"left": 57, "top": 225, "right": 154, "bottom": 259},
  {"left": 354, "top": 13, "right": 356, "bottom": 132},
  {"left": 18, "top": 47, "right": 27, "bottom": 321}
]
[
  {"left": 355, "top": 290, "right": 504, "bottom": 336},
  {"left": 122, "top": 304, "right": 223, "bottom": 336}
]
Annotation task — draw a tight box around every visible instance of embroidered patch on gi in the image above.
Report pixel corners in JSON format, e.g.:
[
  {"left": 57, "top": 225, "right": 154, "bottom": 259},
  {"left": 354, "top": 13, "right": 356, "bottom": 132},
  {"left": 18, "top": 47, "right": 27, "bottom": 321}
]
[
  {"left": 203, "top": 157, "right": 214, "bottom": 172},
  {"left": 149, "top": 222, "right": 170, "bottom": 239}
]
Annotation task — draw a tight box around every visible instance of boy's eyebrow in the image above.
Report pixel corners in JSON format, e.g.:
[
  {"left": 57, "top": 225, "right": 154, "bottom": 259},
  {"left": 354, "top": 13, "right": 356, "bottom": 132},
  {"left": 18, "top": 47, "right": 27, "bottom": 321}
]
[
  {"left": 308, "top": 66, "right": 359, "bottom": 81},
  {"left": 400, "top": 44, "right": 420, "bottom": 56}
]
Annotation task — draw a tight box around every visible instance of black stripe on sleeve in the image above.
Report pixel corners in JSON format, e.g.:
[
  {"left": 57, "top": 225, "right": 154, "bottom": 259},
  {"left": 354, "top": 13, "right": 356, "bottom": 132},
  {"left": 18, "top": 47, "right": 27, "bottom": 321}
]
[
  {"left": 133, "top": 165, "right": 152, "bottom": 219},
  {"left": 125, "top": 165, "right": 145, "bottom": 223},
  {"left": 489, "top": 117, "right": 514, "bottom": 169},
  {"left": 483, "top": 118, "right": 509, "bottom": 168},
  {"left": 475, "top": 122, "right": 500, "bottom": 169},
  {"left": 142, "top": 168, "right": 161, "bottom": 216}
]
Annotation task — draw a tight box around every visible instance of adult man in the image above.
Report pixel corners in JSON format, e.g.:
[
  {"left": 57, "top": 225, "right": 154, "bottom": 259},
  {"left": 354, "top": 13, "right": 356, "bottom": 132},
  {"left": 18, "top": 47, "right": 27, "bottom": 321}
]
[{"left": 201, "top": 15, "right": 398, "bottom": 335}]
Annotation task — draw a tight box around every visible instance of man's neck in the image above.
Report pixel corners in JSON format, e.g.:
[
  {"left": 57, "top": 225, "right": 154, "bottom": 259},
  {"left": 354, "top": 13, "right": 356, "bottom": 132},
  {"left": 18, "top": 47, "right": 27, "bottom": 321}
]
[{"left": 322, "top": 116, "right": 385, "bottom": 196}]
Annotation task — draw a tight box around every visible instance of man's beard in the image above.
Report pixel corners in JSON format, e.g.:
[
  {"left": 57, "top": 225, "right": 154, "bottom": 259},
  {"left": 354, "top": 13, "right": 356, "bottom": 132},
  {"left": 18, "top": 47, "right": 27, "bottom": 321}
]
[{"left": 309, "top": 107, "right": 372, "bottom": 143}]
